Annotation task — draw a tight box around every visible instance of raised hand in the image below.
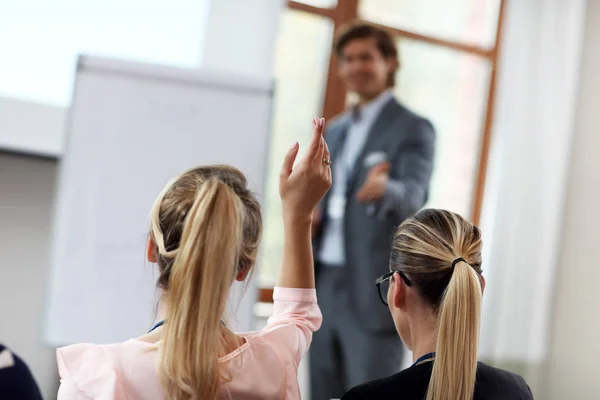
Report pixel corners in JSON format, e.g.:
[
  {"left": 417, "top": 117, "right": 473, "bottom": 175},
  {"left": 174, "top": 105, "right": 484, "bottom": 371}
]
[
  {"left": 279, "top": 117, "right": 332, "bottom": 223},
  {"left": 276, "top": 117, "right": 332, "bottom": 289},
  {"left": 356, "top": 161, "right": 390, "bottom": 203}
]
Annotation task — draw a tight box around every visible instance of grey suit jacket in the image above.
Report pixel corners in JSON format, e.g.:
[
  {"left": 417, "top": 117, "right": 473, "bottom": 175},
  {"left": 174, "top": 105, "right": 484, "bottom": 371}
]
[{"left": 314, "top": 97, "right": 436, "bottom": 333}]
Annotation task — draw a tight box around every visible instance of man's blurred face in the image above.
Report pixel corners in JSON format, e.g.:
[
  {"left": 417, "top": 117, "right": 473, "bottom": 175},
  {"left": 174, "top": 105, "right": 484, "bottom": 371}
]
[{"left": 337, "top": 37, "right": 394, "bottom": 100}]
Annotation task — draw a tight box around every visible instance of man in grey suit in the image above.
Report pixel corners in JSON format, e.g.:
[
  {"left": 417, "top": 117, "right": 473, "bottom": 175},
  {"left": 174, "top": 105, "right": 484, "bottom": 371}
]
[{"left": 310, "top": 22, "right": 436, "bottom": 399}]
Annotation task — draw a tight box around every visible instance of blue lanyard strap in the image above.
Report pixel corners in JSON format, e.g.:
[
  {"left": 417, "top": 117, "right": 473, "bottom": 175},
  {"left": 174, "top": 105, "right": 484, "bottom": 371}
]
[
  {"left": 412, "top": 352, "right": 436, "bottom": 367},
  {"left": 148, "top": 319, "right": 227, "bottom": 333},
  {"left": 148, "top": 320, "right": 165, "bottom": 333}
]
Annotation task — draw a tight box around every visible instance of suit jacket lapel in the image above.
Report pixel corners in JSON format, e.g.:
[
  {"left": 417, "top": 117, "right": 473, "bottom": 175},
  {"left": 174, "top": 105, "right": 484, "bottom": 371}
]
[{"left": 347, "top": 98, "right": 400, "bottom": 193}]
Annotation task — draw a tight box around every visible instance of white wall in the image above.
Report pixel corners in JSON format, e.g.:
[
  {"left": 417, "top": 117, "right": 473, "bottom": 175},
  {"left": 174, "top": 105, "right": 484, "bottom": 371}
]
[
  {"left": 0, "top": 0, "right": 210, "bottom": 107},
  {"left": 0, "top": 0, "right": 211, "bottom": 157},
  {"left": 202, "top": 0, "right": 285, "bottom": 80},
  {"left": 0, "top": 153, "right": 59, "bottom": 399},
  {"left": 0, "top": 97, "right": 65, "bottom": 158},
  {"left": 546, "top": 2, "right": 600, "bottom": 398}
]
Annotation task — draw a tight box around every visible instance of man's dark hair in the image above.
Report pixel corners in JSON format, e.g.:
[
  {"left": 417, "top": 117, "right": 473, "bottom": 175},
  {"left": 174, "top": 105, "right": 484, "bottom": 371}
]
[{"left": 334, "top": 21, "right": 399, "bottom": 87}]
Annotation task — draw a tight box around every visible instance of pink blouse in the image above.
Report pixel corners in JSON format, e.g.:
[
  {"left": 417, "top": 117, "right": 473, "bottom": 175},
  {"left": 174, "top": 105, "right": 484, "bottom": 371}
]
[{"left": 56, "top": 287, "right": 321, "bottom": 399}]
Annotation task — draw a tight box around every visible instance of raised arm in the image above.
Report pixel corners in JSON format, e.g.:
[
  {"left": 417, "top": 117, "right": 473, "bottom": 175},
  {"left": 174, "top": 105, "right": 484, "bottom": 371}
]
[{"left": 276, "top": 117, "right": 331, "bottom": 289}]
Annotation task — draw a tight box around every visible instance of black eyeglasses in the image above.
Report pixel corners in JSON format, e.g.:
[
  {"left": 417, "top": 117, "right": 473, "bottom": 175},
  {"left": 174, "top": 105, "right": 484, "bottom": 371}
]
[{"left": 375, "top": 271, "right": 412, "bottom": 306}]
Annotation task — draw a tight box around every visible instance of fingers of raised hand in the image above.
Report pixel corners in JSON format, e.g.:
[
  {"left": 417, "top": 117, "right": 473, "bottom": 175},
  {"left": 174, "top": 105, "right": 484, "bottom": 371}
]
[
  {"left": 279, "top": 141, "right": 299, "bottom": 184},
  {"left": 306, "top": 118, "right": 325, "bottom": 162}
]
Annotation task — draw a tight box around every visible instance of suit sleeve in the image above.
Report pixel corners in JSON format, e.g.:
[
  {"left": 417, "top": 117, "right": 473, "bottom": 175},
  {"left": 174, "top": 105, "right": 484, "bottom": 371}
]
[{"left": 377, "top": 117, "right": 436, "bottom": 220}]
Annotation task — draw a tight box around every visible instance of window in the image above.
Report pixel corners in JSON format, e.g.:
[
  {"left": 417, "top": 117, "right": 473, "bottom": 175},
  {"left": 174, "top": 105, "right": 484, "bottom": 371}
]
[{"left": 258, "top": 0, "right": 505, "bottom": 285}]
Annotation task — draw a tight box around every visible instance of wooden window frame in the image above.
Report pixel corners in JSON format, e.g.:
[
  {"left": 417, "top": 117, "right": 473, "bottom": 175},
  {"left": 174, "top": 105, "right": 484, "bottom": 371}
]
[{"left": 258, "top": 0, "right": 507, "bottom": 303}]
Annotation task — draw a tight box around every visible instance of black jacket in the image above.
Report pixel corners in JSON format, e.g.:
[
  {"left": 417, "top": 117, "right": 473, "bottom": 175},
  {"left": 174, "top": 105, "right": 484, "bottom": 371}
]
[
  {"left": 0, "top": 344, "right": 43, "bottom": 400},
  {"left": 342, "top": 361, "right": 533, "bottom": 399}
]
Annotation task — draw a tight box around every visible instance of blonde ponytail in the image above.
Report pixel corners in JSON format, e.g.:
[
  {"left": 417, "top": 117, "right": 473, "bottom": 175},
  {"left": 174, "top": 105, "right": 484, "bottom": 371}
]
[
  {"left": 159, "top": 179, "right": 244, "bottom": 400},
  {"left": 427, "top": 260, "right": 482, "bottom": 400}
]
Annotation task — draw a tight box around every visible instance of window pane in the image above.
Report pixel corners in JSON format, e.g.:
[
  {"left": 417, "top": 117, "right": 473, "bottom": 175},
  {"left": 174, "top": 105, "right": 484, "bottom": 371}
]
[
  {"left": 393, "top": 39, "right": 491, "bottom": 218},
  {"left": 258, "top": 10, "right": 333, "bottom": 284},
  {"left": 359, "top": 0, "right": 500, "bottom": 48},
  {"left": 293, "top": 0, "right": 337, "bottom": 8}
]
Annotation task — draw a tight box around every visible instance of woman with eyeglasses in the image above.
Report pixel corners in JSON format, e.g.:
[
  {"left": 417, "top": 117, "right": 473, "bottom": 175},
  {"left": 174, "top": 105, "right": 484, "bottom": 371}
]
[{"left": 342, "top": 209, "right": 533, "bottom": 400}]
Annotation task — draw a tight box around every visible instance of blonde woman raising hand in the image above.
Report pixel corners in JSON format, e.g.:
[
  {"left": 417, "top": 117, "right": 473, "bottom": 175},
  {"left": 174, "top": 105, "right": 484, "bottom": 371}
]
[{"left": 55, "top": 118, "right": 331, "bottom": 400}]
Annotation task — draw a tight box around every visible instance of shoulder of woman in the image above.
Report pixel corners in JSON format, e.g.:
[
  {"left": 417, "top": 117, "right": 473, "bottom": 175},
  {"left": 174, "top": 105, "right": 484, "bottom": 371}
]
[
  {"left": 57, "top": 341, "right": 130, "bottom": 398},
  {"left": 57, "top": 343, "right": 106, "bottom": 377},
  {"left": 477, "top": 362, "right": 532, "bottom": 395}
]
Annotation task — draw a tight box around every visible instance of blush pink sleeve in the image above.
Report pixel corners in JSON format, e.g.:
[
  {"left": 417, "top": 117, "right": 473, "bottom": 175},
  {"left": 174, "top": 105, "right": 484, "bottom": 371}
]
[
  {"left": 264, "top": 287, "right": 322, "bottom": 364},
  {"left": 56, "top": 344, "right": 120, "bottom": 400}
]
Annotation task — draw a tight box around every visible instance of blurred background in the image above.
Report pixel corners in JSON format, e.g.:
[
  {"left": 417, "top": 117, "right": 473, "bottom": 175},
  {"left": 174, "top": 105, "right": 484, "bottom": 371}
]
[{"left": 0, "top": 0, "right": 598, "bottom": 398}]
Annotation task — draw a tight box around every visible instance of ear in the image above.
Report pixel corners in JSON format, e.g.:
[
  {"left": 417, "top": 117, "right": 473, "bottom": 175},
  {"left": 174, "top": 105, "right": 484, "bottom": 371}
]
[
  {"left": 391, "top": 272, "right": 406, "bottom": 309},
  {"left": 235, "top": 264, "right": 252, "bottom": 282},
  {"left": 480, "top": 274, "right": 486, "bottom": 294},
  {"left": 146, "top": 236, "right": 158, "bottom": 263}
]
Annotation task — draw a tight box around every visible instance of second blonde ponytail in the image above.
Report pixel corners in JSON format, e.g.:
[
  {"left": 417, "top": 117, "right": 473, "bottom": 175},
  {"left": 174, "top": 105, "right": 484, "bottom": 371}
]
[{"left": 426, "top": 260, "right": 482, "bottom": 400}]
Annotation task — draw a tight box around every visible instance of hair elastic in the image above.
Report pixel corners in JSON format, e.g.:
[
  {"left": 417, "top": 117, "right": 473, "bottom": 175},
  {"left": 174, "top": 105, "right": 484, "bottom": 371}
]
[
  {"left": 150, "top": 176, "right": 180, "bottom": 258},
  {"left": 451, "top": 258, "right": 467, "bottom": 268}
]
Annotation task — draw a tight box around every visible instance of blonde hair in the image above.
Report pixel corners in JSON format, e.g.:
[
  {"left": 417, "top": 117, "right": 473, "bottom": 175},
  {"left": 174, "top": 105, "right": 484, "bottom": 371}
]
[
  {"left": 149, "top": 165, "right": 261, "bottom": 400},
  {"left": 390, "top": 209, "right": 483, "bottom": 400}
]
